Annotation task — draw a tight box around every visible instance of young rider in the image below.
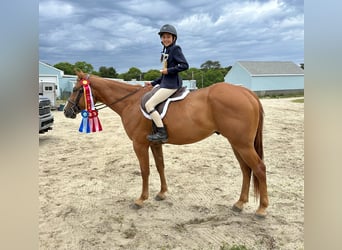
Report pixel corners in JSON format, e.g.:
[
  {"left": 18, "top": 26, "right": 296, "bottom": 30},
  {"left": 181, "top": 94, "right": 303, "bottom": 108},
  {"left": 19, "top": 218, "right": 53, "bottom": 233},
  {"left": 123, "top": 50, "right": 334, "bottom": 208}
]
[{"left": 145, "top": 24, "right": 189, "bottom": 142}]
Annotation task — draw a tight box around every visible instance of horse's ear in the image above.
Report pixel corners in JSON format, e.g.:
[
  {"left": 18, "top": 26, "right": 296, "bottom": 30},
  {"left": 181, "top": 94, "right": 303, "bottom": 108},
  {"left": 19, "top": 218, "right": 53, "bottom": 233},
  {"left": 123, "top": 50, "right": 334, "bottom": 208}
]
[{"left": 74, "top": 68, "right": 83, "bottom": 77}]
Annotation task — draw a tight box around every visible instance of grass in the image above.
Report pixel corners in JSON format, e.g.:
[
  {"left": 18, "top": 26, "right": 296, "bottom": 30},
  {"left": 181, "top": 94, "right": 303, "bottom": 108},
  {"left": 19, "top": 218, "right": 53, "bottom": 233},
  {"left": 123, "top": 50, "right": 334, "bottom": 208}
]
[
  {"left": 292, "top": 98, "right": 304, "bottom": 103},
  {"left": 260, "top": 93, "right": 304, "bottom": 99},
  {"left": 258, "top": 93, "right": 304, "bottom": 103}
]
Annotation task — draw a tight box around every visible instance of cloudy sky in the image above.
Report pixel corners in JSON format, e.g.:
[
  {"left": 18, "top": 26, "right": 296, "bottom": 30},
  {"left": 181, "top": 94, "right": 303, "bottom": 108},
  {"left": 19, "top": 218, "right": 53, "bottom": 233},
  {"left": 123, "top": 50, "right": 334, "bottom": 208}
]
[{"left": 39, "top": 0, "right": 304, "bottom": 73}]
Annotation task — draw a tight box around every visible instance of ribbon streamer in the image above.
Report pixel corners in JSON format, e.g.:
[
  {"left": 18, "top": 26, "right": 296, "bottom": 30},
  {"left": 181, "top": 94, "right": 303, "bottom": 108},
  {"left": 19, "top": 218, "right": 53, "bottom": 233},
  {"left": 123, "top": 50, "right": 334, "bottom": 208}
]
[
  {"left": 78, "top": 79, "right": 103, "bottom": 133},
  {"left": 79, "top": 110, "right": 90, "bottom": 133}
]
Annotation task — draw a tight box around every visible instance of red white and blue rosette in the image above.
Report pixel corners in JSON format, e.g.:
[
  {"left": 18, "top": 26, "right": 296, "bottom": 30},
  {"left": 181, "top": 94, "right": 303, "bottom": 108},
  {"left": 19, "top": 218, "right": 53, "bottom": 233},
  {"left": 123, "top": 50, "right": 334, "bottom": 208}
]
[
  {"left": 78, "top": 79, "right": 103, "bottom": 133},
  {"left": 79, "top": 110, "right": 90, "bottom": 133}
]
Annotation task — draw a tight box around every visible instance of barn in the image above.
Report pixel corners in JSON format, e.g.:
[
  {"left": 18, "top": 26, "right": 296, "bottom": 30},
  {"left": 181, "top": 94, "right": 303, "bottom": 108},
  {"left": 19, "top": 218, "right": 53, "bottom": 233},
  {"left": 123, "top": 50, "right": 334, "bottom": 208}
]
[{"left": 224, "top": 61, "right": 304, "bottom": 96}]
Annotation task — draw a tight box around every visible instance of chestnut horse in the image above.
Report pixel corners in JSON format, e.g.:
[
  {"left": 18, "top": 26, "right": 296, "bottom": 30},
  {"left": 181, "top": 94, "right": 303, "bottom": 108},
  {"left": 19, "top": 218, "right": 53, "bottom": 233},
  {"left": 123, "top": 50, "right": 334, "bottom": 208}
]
[{"left": 64, "top": 70, "right": 269, "bottom": 218}]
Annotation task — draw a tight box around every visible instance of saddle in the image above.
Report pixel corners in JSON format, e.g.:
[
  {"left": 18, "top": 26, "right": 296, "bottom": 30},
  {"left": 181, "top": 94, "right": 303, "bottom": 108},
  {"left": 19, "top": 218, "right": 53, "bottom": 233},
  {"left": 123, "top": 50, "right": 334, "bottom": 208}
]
[{"left": 140, "top": 85, "right": 190, "bottom": 119}]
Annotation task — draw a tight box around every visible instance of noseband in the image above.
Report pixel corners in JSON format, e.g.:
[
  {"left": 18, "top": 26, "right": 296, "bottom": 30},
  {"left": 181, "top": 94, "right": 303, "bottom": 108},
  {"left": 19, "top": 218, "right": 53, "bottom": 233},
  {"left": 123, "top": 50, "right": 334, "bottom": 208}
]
[{"left": 67, "top": 86, "right": 84, "bottom": 116}]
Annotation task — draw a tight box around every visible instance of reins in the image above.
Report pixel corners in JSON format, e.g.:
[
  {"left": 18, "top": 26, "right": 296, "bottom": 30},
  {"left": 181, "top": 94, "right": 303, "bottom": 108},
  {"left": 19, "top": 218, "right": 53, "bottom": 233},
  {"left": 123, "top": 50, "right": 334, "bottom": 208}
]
[{"left": 94, "top": 87, "right": 143, "bottom": 110}]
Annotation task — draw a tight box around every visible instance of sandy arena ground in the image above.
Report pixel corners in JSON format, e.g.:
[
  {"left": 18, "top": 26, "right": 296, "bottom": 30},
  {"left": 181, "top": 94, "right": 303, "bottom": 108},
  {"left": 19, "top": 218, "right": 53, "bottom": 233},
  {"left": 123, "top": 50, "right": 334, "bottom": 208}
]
[{"left": 39, "top": 97, "right": 304, "bottom": 250}]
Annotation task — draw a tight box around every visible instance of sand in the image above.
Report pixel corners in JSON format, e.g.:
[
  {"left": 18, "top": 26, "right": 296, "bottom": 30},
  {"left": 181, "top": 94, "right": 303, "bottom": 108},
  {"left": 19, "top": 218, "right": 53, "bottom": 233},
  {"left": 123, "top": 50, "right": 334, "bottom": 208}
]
[{"left": 39, "top": 97, "right": 304, "bottom": 250}]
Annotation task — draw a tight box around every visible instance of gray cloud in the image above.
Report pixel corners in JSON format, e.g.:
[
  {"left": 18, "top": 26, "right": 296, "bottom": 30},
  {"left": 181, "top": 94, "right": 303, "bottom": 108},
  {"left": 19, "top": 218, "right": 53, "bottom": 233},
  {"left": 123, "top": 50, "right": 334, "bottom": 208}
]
[{"left": 39, "top": 0, "right": 304, "bottom": 73}]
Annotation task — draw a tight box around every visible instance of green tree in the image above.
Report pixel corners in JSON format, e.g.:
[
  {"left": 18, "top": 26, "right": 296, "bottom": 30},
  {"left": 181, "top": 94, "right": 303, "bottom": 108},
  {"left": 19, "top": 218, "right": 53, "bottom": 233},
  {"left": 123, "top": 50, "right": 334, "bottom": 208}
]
[
  {"left": 203, "top": 69, "right": 224, "bottom": 87},
  {"left": 179, "top": 67, "right": 198, "bottom": 80},
  {"left": 144, "top": 69, "right": 160, "bottom": 81},
  {"left": 74, "top": 61, "right": 94, "bottom": 73},
  {"left": 54, "top": 62, "right": 74, "bottom": 75},
  {"left": 179, "top": 68, "right": 202, "bottom": 88},
  {"left": 219, "top": 66, "right": 231, "bottom": 81},
  {"left": 98, "top": 66, "right": 118, "bottom": 78},
  {"left": 200, "top": 60, "right": 221, "bottom": 70},
  {"left": 122, "top": 67, "right": 142, "bottom": 81}
]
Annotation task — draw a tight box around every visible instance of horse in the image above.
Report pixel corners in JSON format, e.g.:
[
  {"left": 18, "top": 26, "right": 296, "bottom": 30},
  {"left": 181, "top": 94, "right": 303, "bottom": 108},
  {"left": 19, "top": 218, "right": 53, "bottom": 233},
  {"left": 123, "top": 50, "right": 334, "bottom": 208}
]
[{"left": 64, "top": 69, "right": 269, "bottom": 218}]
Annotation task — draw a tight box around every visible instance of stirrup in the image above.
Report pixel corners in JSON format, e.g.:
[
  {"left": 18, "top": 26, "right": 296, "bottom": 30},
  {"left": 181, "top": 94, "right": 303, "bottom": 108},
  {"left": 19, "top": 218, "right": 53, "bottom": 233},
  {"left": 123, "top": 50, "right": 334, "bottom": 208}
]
[{"left": 147, "top": 127, "right": 168, "bottom": 143}]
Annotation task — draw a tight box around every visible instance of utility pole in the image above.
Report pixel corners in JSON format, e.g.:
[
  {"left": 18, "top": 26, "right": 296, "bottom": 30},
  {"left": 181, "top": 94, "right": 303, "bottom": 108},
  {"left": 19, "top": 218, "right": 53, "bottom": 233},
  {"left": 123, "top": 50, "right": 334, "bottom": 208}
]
[{"left": 201, "top": 72, "right": 203, "bottom": 88}]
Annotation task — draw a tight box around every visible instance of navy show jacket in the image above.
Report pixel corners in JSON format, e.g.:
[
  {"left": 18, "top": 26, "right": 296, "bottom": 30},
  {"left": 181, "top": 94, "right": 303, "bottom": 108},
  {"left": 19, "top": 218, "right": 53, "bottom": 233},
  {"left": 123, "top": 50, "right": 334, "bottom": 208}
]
[{"left": 151, "top": 43, "right": 189, "bottom": 89}]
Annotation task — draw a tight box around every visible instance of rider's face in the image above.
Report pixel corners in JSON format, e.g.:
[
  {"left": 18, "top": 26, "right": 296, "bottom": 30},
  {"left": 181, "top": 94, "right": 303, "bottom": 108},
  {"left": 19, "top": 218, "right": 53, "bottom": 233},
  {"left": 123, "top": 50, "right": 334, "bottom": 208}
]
[{"left": 161, "top": 33, "right": 174, "bottom": 47}]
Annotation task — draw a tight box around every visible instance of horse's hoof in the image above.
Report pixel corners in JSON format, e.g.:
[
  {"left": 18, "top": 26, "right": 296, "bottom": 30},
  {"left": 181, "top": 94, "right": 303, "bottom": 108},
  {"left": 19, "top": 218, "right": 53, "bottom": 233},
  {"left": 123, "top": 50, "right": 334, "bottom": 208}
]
[
  {"left": 131, "top": 201, "right": 143, "bottom": 210},
  {"left": 255, "top": 207, "right": 267, "bottom": 219},
  {"left": 155, "top": 194, "right": 166, "bottom": 201},
  {"left": 231, "top": 204, "right": 243, "bottom": 212},
  {"left": 130, "top": 203, "right": 142, "bottom": 210},
  {"left": 254, "top": 212, "right": 267, "bottom": 219}
]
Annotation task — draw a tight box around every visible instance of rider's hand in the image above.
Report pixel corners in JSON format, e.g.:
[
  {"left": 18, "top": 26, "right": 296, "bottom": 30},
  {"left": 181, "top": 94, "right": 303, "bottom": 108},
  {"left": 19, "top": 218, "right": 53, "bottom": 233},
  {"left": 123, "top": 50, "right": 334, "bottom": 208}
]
[
  {"left": 160, "top": 68, "right": 168, "bottom": 75},
  {"left": 144, "top": 81, "right": 152, "bottom": 87}
]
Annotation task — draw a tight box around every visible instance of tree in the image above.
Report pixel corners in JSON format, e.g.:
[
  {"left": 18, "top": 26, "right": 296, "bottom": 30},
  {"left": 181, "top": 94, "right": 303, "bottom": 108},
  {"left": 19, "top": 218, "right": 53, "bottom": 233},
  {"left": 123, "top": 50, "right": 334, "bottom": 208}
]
[
  {"left": 121, "top": 67, "right": 142, "bottom": 81},
  {"left": 74, "top": 61, "right": 94, "bottom": 73},
  {"left": 98, "top": 66, "right": 118, "bottom": 78},
  {"left": 179, "top": 67, "right": 198, "bottom": 80},
  {"left": 144, "top": 69, "right": 161, "bottom": 81},
  {"left": 203, "top": 69, "right": 224, "bottom": 87},
  {"left": 54, "top": 62, "right": 74, "bottom": 75},
  {"left": 200, "top": 60, "right": 221, "bottom": 70}
]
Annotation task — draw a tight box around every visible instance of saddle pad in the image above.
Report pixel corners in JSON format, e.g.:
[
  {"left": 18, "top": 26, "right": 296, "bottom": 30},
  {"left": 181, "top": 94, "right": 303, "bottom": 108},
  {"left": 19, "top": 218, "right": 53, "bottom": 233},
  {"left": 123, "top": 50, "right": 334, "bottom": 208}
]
[{"left": 140, "top": 85, "right": 190, "bottom": 120}]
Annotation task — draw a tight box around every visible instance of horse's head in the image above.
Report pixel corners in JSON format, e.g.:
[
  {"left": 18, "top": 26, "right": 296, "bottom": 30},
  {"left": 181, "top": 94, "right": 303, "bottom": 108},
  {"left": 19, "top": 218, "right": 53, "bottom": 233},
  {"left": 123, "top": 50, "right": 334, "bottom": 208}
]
[{"left": 64, "top": 69, "right": 89, "bottom": 119}]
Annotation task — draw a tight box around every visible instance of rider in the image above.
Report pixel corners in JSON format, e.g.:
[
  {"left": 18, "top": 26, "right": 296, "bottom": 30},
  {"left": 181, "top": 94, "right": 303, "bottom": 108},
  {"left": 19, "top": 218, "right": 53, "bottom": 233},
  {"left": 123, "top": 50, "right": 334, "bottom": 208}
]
[{"left": 145, "top": 24, "right": 189, "bottom": 142}]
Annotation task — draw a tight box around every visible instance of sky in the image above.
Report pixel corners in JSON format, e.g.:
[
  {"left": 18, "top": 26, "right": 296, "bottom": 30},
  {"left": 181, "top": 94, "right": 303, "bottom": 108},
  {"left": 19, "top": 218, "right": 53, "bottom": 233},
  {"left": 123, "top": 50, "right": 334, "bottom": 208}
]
[{"left": 39, "top": 0, "right": 304, "bottom": 73}]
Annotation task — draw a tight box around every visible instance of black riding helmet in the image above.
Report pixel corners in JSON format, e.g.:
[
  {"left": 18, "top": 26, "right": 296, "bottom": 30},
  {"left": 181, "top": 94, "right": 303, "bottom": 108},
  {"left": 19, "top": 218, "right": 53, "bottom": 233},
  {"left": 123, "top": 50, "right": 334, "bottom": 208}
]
[{"left": 158, "top": 24, "right": 177, "bottom": 41}]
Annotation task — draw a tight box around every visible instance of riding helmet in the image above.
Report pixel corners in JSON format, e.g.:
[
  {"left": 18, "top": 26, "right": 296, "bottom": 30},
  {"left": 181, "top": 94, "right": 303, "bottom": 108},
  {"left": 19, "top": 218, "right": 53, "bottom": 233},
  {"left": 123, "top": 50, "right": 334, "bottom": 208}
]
[{"left": 158, "top": 24, "right": 177, "bottom": 38}]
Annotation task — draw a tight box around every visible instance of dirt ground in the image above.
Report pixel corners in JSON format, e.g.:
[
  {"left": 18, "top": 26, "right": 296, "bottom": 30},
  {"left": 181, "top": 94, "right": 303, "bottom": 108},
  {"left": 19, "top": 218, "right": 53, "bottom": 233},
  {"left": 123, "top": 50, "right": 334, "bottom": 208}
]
[{"left": 39, "top": 97, "right": 304, "bottom": 250}]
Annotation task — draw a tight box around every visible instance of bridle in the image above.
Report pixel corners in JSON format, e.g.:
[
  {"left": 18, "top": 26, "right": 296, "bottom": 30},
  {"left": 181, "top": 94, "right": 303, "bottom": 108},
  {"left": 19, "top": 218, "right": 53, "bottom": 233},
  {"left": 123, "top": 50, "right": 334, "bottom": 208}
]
[{"left": 66, "top": 85, "right": 84, "bottom": 117}]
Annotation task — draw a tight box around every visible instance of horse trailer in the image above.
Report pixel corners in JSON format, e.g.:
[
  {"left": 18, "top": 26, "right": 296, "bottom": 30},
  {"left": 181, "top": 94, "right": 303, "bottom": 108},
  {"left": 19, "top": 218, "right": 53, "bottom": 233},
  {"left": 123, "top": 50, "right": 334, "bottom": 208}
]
[{"left": 39, "top": 78, "right": 58, "bottom": 108}]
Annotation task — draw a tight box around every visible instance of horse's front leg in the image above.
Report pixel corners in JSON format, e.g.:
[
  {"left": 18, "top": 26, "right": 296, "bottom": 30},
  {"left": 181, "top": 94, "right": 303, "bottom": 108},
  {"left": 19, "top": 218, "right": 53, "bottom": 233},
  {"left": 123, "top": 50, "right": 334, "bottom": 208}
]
[
  {"left": 150, "top": 143, "right": 167, "bottom": 200},
  {"left": 132, "top": 141, "right": 150, "bottom": 208}
]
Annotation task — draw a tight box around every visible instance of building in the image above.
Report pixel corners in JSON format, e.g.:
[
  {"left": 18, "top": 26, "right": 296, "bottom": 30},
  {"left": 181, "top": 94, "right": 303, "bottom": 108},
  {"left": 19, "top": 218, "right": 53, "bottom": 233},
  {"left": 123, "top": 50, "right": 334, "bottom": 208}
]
[
  {"left": 39, "top": 61, "right": 63, "bottom": 107},
  {"left": 59, "top": 75, "right": 77, "bottom": 100},
  {"left": 224, "top": 61, "right": 304, "bottom": 96}
]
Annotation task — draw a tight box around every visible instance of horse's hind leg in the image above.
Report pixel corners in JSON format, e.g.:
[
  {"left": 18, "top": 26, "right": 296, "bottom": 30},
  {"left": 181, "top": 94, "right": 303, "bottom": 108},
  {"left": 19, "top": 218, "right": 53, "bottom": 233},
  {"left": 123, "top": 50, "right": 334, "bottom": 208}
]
[
  {"left": 237, "top": 146, "right": 269, "bottom": 218},
  {"left": 231, "top": 147, "right": 252, "bottom": 213},
  {"left": 150, "top": 143, "right": 168, "bottom": 200}
]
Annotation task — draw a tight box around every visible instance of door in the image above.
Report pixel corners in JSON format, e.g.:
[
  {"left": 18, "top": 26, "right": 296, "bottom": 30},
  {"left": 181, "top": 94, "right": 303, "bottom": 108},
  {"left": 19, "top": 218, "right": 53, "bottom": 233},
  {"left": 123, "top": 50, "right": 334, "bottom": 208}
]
[{"left": 42, "top": 82, "right": 56, "bottom": 107}]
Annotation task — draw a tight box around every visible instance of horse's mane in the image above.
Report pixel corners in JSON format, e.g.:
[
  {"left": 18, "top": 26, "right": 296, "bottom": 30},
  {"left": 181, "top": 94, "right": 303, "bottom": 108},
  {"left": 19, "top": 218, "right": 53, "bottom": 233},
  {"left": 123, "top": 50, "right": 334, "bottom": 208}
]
[{"left": 90, "top": 75, "right": 143, "bottom": 90}]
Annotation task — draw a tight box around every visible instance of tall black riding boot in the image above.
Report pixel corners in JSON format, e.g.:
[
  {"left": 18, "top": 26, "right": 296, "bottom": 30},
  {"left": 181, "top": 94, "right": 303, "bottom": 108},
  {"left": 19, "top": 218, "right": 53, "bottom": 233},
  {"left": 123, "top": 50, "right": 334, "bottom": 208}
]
[{"left": 147, "top": 127, "right": 168, "bottom": 143}]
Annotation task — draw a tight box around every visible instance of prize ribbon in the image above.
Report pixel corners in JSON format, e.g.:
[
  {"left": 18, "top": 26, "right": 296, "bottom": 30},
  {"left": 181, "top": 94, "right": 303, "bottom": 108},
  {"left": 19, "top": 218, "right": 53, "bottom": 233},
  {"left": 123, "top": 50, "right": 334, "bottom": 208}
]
[
  {"left": 78, "top": 79, "right": 103, "bottom": 133},
  {"left": 79, "top": 110, "right": 90, "bottom": 133}
]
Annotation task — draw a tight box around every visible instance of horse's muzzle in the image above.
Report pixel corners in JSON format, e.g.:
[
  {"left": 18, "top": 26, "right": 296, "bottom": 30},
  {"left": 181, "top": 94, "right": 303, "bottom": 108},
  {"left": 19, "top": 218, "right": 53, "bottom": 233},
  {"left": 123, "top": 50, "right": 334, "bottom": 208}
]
[{"left": 64, "top": 108, "right": 77, "bottom": 119}]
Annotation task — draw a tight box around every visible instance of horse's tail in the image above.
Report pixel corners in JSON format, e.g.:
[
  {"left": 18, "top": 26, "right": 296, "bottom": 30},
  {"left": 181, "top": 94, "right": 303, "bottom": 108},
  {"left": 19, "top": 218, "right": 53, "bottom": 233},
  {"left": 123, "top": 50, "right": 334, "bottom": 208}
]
[
  {"left": 252, "top": 96, "right": 264, "bottom": 200},
  {"left": 254, "top": 99, "right": 264, "bottom": 160}
]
